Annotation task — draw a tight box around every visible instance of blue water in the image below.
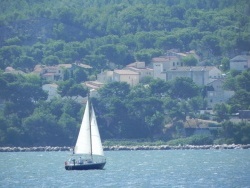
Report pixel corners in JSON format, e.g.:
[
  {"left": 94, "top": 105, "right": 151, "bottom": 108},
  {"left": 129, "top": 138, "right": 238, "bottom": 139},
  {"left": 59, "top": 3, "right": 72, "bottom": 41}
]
[{"left": 0, "top": 150, "right": 249, "bottom": 188}]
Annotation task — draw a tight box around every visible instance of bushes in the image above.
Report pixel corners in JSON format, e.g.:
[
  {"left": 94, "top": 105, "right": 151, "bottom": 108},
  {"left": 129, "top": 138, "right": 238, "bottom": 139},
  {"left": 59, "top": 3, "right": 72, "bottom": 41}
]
[{"left": 167, "top": 135, "right": 213, "bottom": 146}]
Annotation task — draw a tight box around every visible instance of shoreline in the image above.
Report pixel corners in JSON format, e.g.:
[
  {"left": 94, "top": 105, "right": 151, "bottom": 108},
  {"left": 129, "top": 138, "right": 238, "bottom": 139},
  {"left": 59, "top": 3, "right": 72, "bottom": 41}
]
[{"left": 0, "top": 144, "right": 250, "bottom": 152}]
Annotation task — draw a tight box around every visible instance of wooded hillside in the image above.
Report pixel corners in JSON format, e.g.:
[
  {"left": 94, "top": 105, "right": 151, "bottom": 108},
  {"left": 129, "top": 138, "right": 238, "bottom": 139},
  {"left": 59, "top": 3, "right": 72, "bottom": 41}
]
[{"left": 1, "top": 0, "right": 250, "bottom": 71}]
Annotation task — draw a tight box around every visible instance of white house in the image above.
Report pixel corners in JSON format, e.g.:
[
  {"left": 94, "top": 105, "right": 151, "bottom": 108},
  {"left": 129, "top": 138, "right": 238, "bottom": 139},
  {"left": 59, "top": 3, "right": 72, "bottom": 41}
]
[
  {"left": 113, "top": 69, "right": 139, "bottom": 86},
  {"left": 166, "top": 66, "right": 222, "bottom": 86},
  {"left": 125, "top": 61, "right": 153, "bottom": 81},
  {"left": 152, "top": 56, "right": 182, "bottom": 81},
  {"left": 230, "top": 55, "right": 250, "bottom": 71},
  {"left": 206, "top": 79, "right": 234, "bottom": 108}
]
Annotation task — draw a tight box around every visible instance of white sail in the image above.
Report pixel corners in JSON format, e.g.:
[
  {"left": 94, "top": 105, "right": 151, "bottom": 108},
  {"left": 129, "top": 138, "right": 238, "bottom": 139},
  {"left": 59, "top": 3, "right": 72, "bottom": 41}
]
[
  {"left": 74, "top": 100, "right": 91, "bottom": 154},
  {"left": 91, "top": 106, "right": 104, "bottom": 156}
]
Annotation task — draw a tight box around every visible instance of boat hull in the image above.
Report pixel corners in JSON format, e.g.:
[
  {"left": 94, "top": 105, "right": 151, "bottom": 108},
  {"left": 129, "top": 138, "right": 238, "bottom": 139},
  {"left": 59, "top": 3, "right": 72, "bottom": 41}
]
[{"left": 65, "top": 162, "right": 106, "bottom": 170}]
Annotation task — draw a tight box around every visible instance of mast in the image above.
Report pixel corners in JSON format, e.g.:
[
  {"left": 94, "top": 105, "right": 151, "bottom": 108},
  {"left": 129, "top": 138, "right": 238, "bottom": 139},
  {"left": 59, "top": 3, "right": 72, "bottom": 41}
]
[{"left": 88, "top": 93, "right": 93, "bottom": 160}]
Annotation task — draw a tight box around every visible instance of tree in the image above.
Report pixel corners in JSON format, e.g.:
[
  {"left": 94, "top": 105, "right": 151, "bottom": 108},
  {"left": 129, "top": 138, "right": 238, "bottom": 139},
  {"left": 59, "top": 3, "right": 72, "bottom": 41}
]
[
  {"left": 74, "top": 68, "right": 87, "bottom": 84},
  {"left": 23, "top": 112, "right": 63, "bottom": 146},
  {"left": 220, "top": 57, "right": 230, "bottom": 72},
  {"left": 58, "top": 113, "right": 78, "bottom": 144},
  {"left": 1, "top": 73, "right": 47, "bottom": 118},
  {"left": 98, "top": 82, "right": 130, "bottom": 99},
  {"left": 0, "top": 45, "right": 22, "bottom": 69},
  {"left": 182, "top": 55, "right": 198, "bottom": 66},
  {"left": 43, "top": 55, "right": 60, "bottom": 66},
  {"left": 127, "top": 97, "right": 164, "bottom": 138},
  {"left": 236, "top": 70, "right": 250, "bottom": 92},
  {"left": 68, "top": 84, "right": 88, "bottom": 98},
  {"left": 155, "top": 35, "right": 182, "bottom": 50},
  {"left": 57, "top": 79, "right": 88, "bottom": 98},
  {"left": 135, "top": 48, "right": 162, "bottom": 64},
  {"left": 228, "top": 90, "right": 250, "bottom": 111},
  {"left": 220, "top": 121, "right": 250, "bottom": 144},
  {"left": 169, "top": 77, "right": 199, "bottom": 99},
  {"left": 213, "top": 103, "right": 229, "bottom": 122},
  {"left": 14, "top": 55, "right": 35, "bottom": 71},
  {"left": 148, "top": 78, "right": 170, "bottom": 97},
  {"left": 201, "top": 35, "right": 221, "bottom": 56},
  {"left": 170, "top": 5, "right": 186, "bottom": 20},
  {"left": 164, "top": 98, "right": 186, "bottom": 122}
]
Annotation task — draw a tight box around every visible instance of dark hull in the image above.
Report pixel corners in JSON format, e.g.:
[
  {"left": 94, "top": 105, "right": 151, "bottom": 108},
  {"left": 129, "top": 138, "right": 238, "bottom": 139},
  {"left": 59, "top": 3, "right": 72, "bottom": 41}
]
[{"left": 65, "top": 162, "right": 106, "bottom": 170}]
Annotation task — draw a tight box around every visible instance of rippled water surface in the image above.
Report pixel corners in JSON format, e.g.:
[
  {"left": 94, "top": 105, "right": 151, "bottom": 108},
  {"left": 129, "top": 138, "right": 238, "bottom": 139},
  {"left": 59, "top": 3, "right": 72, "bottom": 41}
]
[{"left": 0, "top": 149, "right": 249, "bottom": 187}]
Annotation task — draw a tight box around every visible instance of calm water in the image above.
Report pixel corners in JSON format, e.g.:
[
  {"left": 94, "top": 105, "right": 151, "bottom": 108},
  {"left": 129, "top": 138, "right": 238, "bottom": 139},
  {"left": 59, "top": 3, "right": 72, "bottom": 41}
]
[{"left": 0, "top": 150, "right": 249, "bottom": 188}]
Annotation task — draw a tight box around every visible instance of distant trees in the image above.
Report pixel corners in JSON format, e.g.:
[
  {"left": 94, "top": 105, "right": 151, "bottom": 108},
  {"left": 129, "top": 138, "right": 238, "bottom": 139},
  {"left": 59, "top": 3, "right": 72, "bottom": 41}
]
[
  {"left": 169, "top": 77, "right": 199, "bottom": 99},
  {"left": 182, "top": 55, "right": 198, "bottom": 66},
  {"left": 1, "top": 0, "right": 249, "bottom": 70},
  {"left": 0, "top": 72, "right": 47, "bottom": 118},
  {"left": 219, "top": 121, "right": 250, "bottom": 144},
  {"left": 224, "top": 70, "right": 250, "bottom": 112},
  {"left": 0, "top": 69, "right": 250, "bottom": 145},
  {"left": 57, "top": 79, "right": 88, "bottom": 98},
  {"left": 94, "top": 78, "right": 203, "bottom": 139}
]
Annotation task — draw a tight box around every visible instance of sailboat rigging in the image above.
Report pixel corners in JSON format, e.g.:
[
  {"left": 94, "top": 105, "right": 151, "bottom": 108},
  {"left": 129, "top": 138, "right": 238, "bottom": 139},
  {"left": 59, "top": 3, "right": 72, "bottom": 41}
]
[{"left": 65, "top": 96, "right": 106, "bottom": 170}]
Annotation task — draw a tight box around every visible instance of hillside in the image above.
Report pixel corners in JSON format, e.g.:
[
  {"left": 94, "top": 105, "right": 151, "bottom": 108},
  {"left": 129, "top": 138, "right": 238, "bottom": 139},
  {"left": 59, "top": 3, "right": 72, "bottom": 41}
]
[{"left": 0, "top": 0, "right": 250, "bottom": 71}]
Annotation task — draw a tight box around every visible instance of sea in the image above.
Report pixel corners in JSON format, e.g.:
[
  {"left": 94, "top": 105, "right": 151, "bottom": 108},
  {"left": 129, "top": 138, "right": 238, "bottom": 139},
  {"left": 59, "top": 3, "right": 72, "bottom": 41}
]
[{"left": 0, "top": 149, "right": 249, "bottom": 188}]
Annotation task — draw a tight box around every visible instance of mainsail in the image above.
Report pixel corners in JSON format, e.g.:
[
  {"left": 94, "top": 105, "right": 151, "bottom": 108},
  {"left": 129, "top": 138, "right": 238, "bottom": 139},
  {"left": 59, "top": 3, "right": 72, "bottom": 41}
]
[{"left": 74, "top": 100, "right": 91, "bottom": 154}]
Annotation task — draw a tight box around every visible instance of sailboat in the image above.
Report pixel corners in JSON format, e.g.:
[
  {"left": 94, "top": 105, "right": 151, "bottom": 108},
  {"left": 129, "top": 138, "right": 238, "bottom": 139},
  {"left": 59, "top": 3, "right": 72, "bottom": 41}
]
[{"left": 65, "top": 97, "right": 106, "bottom": 170}]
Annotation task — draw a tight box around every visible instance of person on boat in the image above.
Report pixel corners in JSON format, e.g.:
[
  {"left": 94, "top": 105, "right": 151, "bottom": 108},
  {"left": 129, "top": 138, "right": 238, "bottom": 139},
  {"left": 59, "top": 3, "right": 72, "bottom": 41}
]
[{"left": 78, "top": 157, "right": 83, "bottom": 164}]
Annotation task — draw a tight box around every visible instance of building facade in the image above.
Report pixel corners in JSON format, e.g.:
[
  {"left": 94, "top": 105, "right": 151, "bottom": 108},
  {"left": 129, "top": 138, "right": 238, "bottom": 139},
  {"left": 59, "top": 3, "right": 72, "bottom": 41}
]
[
  {"left": 113, "top": 69, "right": 139, "bottom": 86},
  {"left": 125, "top": 62, "right": 153, "bottom": 81},
  {"left": 152, "top": 56, "right": 182, "bottom": 81},
  {"left": 230, "top": 55, "right": 250, "bottom": 71}
]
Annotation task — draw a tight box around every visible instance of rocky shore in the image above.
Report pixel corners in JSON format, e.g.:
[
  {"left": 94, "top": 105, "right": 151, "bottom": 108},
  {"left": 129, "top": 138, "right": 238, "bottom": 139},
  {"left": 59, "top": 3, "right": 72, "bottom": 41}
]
[{"left": 0, "top": 144, "right": 250, "bottom": 152}]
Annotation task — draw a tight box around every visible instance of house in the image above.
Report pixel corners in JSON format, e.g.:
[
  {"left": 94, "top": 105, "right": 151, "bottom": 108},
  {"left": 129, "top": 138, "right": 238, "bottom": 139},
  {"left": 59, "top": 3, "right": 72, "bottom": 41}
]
[
  {"left": 84, "top": 81, "right": 105, "bottom": 90},
  {"left": 239, "top": 110, "right": 250, "bottom": 120},
  {"left": 152, "top": 56, "right": 182, "bottom": 80},
  {"left": 125, "top": 61, "right": 153, "bottom": 81},
  {"left": 230, "top": 55, "right": 250, "bottom": 71},
  {"left": 166, "top": 49, "right": 200, "bottom": 62},
  {"left": 5, "top": 67, "right": 25, "bottom": 74},
  {"left": 33, "top": 64, "right": 73, "bottom": 82},
  {"left": 166, "top": 66, "right": 222, "bottom": 86},
  {"left": 82, "top": 80, "right": 104, "bottom": 98},
  {"left": 33, "top": 65, "right": 45, "bottom": 75},
  {"left": 206, "top": 79, "right": 234, "bottom": 108},
  {"left": 113, "top": 69, "right": 139, "bottom": 86},
  {"left": 184, "top": 118, "right": 219, "bottom": 136}
]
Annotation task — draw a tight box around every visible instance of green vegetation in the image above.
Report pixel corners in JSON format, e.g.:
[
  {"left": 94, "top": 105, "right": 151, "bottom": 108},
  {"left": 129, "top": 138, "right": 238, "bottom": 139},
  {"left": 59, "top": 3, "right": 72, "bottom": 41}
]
[
  {"left": 0, "top": 0, "right": 250, "bottom": 146},
  {"left": 1, "top": 70, "right": 250, "bottom": 146},
  {"left": 0, "top": 0, "right": 250, "bottom": 71}
]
